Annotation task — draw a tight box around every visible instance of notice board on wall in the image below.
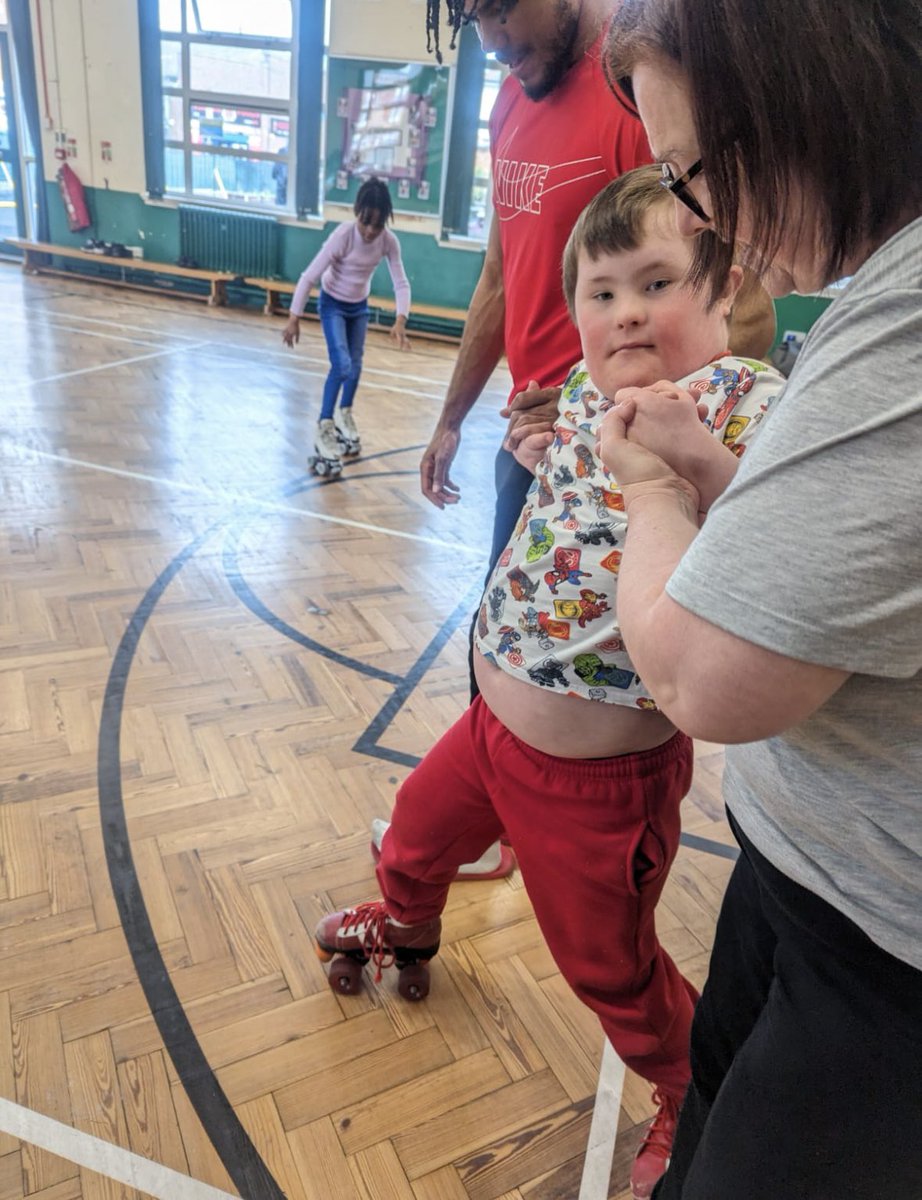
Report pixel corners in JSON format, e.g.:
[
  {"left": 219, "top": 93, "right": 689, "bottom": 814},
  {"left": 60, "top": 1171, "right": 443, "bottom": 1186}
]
[{"left": 324, "top": 59, "right": 450, "bottom": 217}]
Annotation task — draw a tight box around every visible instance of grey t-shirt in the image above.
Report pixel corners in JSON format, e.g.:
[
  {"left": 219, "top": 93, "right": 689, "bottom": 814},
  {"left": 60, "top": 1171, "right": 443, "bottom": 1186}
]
[{"left": 666, "top": 215, "right": 922, "bottom": 969}]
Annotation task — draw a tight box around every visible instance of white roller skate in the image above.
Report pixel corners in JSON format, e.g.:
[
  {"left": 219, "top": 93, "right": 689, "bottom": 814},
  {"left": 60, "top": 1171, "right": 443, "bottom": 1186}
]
[
  {"left": 334, "top": 406, "right": 361, "bottom": 458},
  {"left": 308, "top": 418, "right": 343, "bottom": 478}
]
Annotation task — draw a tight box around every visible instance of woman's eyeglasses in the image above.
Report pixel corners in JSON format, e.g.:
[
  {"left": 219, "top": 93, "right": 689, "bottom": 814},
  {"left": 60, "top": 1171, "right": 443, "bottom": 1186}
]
[{"left": 660, "top": 160, "right": 710, "bottom": 223}]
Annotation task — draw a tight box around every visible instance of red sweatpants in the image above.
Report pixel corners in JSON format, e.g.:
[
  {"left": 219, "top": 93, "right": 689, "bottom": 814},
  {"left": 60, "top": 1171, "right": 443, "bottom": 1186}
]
[{"left": 377, "top": 696, "right": 697, "bottom": 1098}]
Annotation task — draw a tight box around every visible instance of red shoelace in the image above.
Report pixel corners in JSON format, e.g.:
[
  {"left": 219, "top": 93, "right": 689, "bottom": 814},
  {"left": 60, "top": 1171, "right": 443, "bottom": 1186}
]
[
  {"left": 638, "top": 1089, "right": 678, "bottom": 1155},
  {"left": 341, "top": 901, "right": 396, "bottom": 982}
]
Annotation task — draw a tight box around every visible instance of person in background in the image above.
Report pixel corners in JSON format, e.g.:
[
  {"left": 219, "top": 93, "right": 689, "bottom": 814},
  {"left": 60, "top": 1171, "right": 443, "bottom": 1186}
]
[
  {"left": 317, "top": 165, "right": 784, "bottom": 1200},
  {"left": 283, "top": 177, "right": 411, "bottom": 475},
  {"left": 597, "top": 1, "right": 922, "bottom": 1196}
]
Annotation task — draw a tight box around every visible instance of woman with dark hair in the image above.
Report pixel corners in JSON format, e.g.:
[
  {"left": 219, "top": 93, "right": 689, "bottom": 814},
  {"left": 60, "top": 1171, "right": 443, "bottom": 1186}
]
[
  {"left": 283, "top": 176, "right": 411, "bottom": 475},
  {"left": 593, "top": 0, "right": 922, "bottom": 1196}
]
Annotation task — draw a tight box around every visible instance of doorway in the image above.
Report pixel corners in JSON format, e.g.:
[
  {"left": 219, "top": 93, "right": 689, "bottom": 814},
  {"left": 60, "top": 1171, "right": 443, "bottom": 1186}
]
[{"left": 0, "top": 25, "right": 27, "bottom": 252}]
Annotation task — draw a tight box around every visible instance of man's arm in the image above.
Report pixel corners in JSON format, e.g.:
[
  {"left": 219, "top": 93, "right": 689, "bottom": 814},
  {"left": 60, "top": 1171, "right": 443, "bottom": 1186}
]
[
  {"left": 420, "top": 218, "right": 506, "bottom": 508},
  {"left": 728, "top": 268, "right": 776, "bottom": 359}
]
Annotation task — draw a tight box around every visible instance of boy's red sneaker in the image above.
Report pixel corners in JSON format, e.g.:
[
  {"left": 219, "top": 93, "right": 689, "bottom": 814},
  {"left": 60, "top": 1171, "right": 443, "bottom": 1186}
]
[{"left": 630, "top": 1089, "right": 679, "bottom": 1199}]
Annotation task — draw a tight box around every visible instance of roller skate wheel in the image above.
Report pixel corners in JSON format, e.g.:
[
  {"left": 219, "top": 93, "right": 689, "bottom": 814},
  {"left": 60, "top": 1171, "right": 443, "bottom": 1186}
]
[
  {"left": 397, "top": 961, "right": 430, "bottom": 1002},
  {"left": 329, "top": 956, "right": 364, "bottom": 995}
]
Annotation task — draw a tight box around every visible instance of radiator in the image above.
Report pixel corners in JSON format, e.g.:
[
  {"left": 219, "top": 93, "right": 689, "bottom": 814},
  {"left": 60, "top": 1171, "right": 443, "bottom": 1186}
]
[{"left": 178, "top": 205, "right": 279, "bottom": 278}]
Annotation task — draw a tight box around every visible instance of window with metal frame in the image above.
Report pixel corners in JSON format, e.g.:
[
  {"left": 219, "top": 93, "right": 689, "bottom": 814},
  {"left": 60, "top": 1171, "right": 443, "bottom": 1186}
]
[
  {"left": 158, "top": 0, "right": 295, "bottom": 212},
  {"left": 467, "top": 64, "right": 502, "bottom": 239}
]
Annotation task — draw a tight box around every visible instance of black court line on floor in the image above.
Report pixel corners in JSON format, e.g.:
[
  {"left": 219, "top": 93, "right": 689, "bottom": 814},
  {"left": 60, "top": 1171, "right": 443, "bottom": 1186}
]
[
  {"left": 97, "top": 452, "right": 737, "bottom": 1200},
  {"left": 96, "top": 452, "right": 481, "bottom": 1198}
]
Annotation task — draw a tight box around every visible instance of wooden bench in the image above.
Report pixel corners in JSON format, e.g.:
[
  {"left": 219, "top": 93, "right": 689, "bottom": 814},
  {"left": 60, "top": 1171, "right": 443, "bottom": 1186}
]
[
  {"left": 7, "top": 237, "right": 236, "bottom": 307},
  {"left": 7, "top": 238, "right": 468, "bottom": 340}
]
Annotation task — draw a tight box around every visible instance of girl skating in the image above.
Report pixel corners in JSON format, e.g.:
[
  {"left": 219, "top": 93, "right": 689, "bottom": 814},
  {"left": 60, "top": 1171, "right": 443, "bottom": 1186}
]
[{"left": 283, "top": 177, "right": 411, "bottom": 476}]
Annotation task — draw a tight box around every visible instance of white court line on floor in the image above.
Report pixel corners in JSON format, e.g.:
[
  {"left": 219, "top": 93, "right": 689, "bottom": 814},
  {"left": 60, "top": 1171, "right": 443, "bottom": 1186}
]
[
  {"left": 29, "top": 323, "right": 167, "bottom": 350},
  {"left": 0, "top": 1096, "right": 238, "bottom": 1200},
  {"left": 0, "top": 298, "right": 508, "bottom": 394},
  {"left": 23, "top": 342, "right": 212, "bottom": 386},
  {"left": 0, "top": 301, "right": 202, "bottom": 340},
  {"left": 5, "top": 443, "right": 485, "bottom": 557},
  {"left": 580, "top": 1040, "right": 626, "bottom": 1200},
  {"left": 0, "top": 309, "right": 170, "bottom": 350}
]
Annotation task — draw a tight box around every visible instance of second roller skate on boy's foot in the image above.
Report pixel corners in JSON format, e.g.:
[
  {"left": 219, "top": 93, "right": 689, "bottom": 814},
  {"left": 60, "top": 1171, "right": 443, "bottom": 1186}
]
[
  {"left": 334, "top": 406, "right": 361, "bottom": 457},
  {"left": 307, "top": 418, "right": 343, "bottom": 478},
  {"left": 630, "top": 1089, "right": 679, "bottom": 1200},
  {"left": 314, "top": 900, "right": 440, "bottom": 1000}
]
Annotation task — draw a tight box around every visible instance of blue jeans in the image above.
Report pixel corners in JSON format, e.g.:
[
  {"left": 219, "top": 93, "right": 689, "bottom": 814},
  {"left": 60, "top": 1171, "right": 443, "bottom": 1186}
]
[
  {"left": 318, "top": 289, "right": 370, "bottom": 419},
  {"left": 467, "top": 445, "right": 537, "bottom": 702}
]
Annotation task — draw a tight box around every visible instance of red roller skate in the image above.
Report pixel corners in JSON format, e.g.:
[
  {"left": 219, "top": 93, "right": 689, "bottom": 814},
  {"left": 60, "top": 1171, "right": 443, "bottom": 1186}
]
[
  {"left": 630, "top": 1089, "right": 679, "bottom": 1199},
  {"left": 314, "top": 900, "right": 440, "bottom": 1001}
]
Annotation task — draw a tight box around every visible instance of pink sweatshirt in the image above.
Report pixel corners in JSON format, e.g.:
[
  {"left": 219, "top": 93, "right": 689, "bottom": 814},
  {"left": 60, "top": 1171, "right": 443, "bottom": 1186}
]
[{"left": 290, "top": 221, "right": 411, "bottom": 317}]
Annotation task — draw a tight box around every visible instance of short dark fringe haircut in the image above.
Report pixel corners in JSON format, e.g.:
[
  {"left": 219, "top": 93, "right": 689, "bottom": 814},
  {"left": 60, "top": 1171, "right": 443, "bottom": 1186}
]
[
  {"left": 561, "top": 164, "right": 730, "bottom": 318},
  {"left": 424, "top": 0, "right": 518, "bottom": 63},
  {"left": 606, "top": 0, "right": 922, "bottom": 289},
  {"left": 354, "top": 176, "right": 394, "bottom": 224}
]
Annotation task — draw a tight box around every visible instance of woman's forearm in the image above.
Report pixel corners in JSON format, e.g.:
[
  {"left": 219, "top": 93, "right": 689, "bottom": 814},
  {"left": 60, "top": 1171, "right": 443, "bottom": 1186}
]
[{"left": 616, "top": 483, "right": 700, "bottom": 714}]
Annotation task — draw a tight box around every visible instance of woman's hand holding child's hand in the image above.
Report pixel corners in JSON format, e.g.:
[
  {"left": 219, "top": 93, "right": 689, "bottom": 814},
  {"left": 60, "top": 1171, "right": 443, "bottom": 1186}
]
[
  {"left": 597, "top": 382, "right": 702, "bottom": 518},
  {"left": 599, "top": 379, "right": 741, "bottom": 517}
]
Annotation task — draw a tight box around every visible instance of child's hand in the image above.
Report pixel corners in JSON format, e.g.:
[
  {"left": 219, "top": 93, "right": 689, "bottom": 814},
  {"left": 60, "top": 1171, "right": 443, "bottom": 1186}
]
[
  {"left": 501, "top": 379, "right": 561, "bottom": 451},
  {"left": 282, "top": 317, "right": 300, "bottom": 347},
  {"left": 512, "top": 429, "right": 555, "bottom": 474},
  {"left": 612, "top": 381, "right": 709, "bottom": 470},
  {"left": 597, "top": 402, "right": 700, "bottom": 517},
  {"left": 390, "top": 317, "right": 411, "bottom": 350},
  {"left": 597, "top": 403, "right": 691, "bottom": 492},
  {"left": 606, "top": 380, "right": 740, "bottom": 514}
]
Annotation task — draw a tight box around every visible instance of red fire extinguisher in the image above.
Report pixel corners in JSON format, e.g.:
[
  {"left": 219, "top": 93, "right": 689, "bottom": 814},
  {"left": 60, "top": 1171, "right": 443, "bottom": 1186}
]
[{"left": 57, "top": 162, "right": 91, "bottom": 232}]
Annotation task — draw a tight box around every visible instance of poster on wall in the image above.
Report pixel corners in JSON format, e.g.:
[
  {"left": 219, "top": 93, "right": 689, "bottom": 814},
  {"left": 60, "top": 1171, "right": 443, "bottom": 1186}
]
[{"left": 324, "top": 59, "right": 450, "bottom": 216}]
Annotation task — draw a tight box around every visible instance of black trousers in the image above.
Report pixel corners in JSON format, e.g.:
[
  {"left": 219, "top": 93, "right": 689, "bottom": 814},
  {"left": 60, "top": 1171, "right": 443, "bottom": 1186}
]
[
  {"left": 467, "top": 445, "right": 536, "bottom": 702},
  {"left": 654, "top": 813, "right": 922, "bottom": 1200}
]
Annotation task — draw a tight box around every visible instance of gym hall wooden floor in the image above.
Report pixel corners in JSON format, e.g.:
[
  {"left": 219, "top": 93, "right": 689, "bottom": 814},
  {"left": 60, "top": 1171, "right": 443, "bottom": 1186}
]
[{"left": 0, "top": 261, "right": 738, "bottom": 1200}]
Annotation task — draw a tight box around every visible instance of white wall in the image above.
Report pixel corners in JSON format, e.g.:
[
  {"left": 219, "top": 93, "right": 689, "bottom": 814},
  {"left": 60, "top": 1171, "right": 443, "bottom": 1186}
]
[
  {"left": 329, "top": 0, "right": 458, "bottom": 64},
  {"left": 30, "top": 0, "right": 146, "bottom": 189}
]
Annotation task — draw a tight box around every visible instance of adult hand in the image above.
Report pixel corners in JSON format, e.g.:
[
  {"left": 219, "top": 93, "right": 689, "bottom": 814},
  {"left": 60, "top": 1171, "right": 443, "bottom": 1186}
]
[
  {"left": 282, "top": 316, "right": 300, "bottom": 347},
  {"left": 606, "top": 380, "right": 741, "bottom": 515},
  {"left": 612, "top": 380, "right": 711, "bottom": 473},
  {"left": 420, "top": 425, "right": 462, "bottom": 508},
  {"left": 597, "top": 399, "right": 700, "bottom": 515},
  {"left": 500, "top": 379, "right": 561, "bottom": 451},
  {"left": 390, "top": 317, "right": 411, "bottom": 351}
]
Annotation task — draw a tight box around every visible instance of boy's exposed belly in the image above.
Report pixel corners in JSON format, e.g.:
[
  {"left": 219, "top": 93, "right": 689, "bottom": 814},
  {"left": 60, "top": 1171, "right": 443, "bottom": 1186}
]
[{"left": 474, "top": 650, "right": 676, "bottom": 760}]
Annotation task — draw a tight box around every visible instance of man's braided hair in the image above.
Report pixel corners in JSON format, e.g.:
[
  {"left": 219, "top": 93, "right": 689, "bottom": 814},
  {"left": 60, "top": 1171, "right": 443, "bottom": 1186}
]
[{"left": 425, "top": 1, "right": 516, "bottom": 63}]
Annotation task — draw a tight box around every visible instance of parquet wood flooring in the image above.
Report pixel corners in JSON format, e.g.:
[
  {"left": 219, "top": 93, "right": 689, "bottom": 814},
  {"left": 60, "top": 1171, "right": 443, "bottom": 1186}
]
[{"left": 0, "top": 262, "right": 736, "bottom": 1200}]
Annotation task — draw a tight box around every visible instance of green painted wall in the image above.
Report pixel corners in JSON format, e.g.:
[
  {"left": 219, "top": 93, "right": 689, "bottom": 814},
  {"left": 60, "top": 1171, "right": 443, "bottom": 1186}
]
[
  {"left": 45, "top": 181, "right": 833, "bottom": 346},
  {"left": 772, "top": 292, "right": 832, "bottom": 350},
  {"left": 45, "top": 181, "right": 484, "bottom": 312}
]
